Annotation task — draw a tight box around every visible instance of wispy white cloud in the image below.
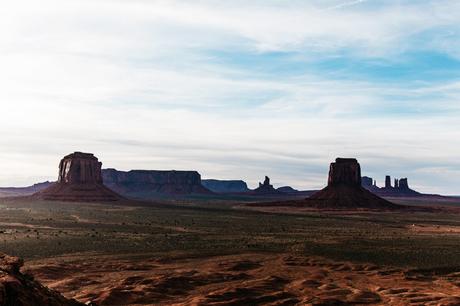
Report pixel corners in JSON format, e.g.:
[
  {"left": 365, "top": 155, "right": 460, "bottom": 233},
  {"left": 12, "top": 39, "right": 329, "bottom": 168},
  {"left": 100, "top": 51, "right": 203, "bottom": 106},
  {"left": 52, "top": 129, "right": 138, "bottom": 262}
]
[
  {"left": 326, "top": 0, "right": 369, "bottom": 11},
  {"left": 1, "top": 0, "right": 460, "bottom": 194}
]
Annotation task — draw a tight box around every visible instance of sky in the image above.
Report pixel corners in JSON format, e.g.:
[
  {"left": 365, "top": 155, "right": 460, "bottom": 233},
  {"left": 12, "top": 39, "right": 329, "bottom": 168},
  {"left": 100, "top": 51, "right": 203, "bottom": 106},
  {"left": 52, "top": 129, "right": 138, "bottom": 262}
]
[{"left": 1, "top": 0, "right": 460, "bottom": 194}]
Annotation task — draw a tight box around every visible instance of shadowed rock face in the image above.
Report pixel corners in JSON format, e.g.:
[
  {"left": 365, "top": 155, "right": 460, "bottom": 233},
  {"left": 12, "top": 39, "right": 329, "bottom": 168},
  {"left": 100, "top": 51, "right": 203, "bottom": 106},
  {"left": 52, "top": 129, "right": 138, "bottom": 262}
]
[
  {"left": 327, "top": 158, "right": 361, "bottom": 187},
  {"left": 36, "top": 152, "right": 122, "bottom": 202},
  {"left": 0, "top": 253, "right": 83, "bottom": 306},
  {"left": 102, "top": 169, "right": 212, "bottom": 196},
  {"left": 308, "top": 158, "right": 401, "bottom": 209},
  {"left": 399, "top": 178, "right": 409, "bottom": 190},
  {"left": 202, "top": 179, "right": 249, "bottom": 193}
]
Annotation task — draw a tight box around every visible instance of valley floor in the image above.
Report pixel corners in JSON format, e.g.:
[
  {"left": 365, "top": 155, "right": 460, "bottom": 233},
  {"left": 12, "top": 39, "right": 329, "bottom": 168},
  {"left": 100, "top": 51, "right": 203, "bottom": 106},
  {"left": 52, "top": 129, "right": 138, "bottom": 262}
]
[{"left": 0, "top": 198, "right": 460, "bottom": 305}]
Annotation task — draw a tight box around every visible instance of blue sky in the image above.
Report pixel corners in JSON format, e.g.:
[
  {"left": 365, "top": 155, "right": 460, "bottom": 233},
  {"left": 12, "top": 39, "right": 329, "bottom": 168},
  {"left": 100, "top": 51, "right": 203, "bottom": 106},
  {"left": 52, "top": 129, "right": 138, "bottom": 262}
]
[{"left": 1, "top": 0, "right": 460, "bottom": 194}]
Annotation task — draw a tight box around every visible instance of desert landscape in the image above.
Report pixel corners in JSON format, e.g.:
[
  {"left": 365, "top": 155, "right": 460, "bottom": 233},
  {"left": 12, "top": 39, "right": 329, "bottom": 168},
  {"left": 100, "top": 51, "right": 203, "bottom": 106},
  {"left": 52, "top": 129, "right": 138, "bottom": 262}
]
[
  {"left": 3, "top": 1, "right": 460, "bottom": 305},
  {"left": 2, "top": 194, "right": 460, "bottom": 305},
  {"left": 1, "top": 153, "right": 460, "bottom": 305}
]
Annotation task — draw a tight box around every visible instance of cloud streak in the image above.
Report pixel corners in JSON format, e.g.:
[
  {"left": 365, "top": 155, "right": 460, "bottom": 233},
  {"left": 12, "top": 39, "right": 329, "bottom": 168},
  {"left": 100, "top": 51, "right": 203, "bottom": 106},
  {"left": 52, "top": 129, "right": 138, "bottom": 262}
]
[{"left": 1, "top": 0, "right": 460, "bottom": 194}]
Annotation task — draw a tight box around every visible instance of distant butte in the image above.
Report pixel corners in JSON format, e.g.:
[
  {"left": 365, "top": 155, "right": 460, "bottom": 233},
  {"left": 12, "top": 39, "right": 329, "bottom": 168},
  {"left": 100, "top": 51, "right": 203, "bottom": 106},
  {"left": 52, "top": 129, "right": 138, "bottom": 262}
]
[
  {"left": 306, "top": 158, "right": 401, "bottom": 209},
  {"left": 253, "top": 176, "right": 284, "bottom": 195},
  {"left": 36, "top": 152, "right": 122, "bottom": 202}
]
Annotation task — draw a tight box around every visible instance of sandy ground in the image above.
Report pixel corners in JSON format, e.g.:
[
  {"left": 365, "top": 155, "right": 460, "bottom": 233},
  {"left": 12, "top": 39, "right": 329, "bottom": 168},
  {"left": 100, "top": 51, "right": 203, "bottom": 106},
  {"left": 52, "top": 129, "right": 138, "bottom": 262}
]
[
  {"left": 408, "top": 224, "right": 460, "bottom": 234},
  {"left": 25, "top": 253, "right": 460, "bottom": 306}
]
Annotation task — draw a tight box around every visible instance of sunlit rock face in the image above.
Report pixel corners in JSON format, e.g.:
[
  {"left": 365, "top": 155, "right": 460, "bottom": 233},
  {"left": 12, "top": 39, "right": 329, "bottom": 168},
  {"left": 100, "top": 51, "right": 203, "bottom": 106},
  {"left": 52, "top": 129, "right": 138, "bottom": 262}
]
[
  {"left": 36, "top": 152, "right": 122, "bottom": 202},
  {"left": 58, "top": 152, "right": 103, "bottom": 184}
]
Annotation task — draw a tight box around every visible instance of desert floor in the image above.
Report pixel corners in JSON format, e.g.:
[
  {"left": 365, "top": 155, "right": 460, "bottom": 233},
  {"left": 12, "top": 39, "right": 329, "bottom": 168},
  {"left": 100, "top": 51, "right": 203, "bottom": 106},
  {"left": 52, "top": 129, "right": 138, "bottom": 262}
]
[{"left": 1, "top": 197, "right": 460, "bottom": 305}]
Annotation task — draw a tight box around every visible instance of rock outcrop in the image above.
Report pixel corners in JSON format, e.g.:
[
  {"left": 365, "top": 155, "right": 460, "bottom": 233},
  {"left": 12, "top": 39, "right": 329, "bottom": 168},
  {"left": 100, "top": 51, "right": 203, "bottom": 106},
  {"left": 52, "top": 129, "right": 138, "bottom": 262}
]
[
  {"left": 277, "top": 186, "right": 299, "bottom": 194},
  {"left": 36, "top": 152, "right": 122, "bottom": 202},
  {"left": 399, "top": 178, "right": 409, "bottom": 190},
  {"left": 361, "top": 176, "right": 373, "bottom": 188},
  {"left": 362, "top": 175, "right": 421, "bottom": 197},
  {"left": 307, "top": 158, "right": 400, "bottom": 209},
  {"left": 201, "top": 179, "right": 249, "bottom": 193},
  {"left": 0, "top": 253, "right": 83, "bottom": 306},
  {"left": 253, "top": 176, "right": 283, "bottom": 195},
  {"left": 385, "top": 175, "right": 392, "bottom": 189},
  {"left": 102, "top": 169, "right": 212, "bottom": 198}
]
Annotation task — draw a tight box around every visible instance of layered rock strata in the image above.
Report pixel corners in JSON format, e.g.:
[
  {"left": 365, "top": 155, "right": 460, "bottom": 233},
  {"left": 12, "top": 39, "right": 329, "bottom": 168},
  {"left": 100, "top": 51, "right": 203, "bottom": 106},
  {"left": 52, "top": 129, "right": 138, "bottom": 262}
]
[{"left": 37, "top": 152, "right": 122, "bottom": 202}]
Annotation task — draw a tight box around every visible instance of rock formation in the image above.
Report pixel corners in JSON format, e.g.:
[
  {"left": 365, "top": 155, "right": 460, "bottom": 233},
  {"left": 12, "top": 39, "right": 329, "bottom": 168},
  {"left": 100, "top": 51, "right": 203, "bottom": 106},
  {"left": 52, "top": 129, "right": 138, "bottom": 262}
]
[
  {"left": 36, "top": 152, "right": 122, "bottom": 202},
  {"left": 0, "top": 253, "right": 83, "bottom": 306},
  {"left": 328, "top": 158, "right": 362, "bottom": 186},
  {"left": 102, "top": 169, "right": 212, "bottom": 198},
  {"left": 362, "top": 175, "right": 420, "bottom": 197},
  {"left": 277, "top": 186, "right": 299, "bottom": 193},
  {"left": 253, "top": 176, "right": 283, "bottom": 195},
  {"left": 306, "top": 158, "right": 400, "bottom": 209},
  {"left": 361, "top": 176, "right": 373, "bottom": 188},
  {"left": 399, "top": 178, "right": 409, "bottom": 190},
  {"left": 385, "top": 175, "right": 392, "bottom": 189},
  {"left": 201, "top": 179, "right": 249, "bottom": 193}
]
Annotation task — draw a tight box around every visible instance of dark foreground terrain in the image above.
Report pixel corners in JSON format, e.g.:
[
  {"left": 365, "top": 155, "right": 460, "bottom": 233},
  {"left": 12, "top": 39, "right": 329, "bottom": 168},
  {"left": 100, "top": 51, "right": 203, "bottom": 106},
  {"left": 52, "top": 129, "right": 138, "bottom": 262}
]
[{"left": 1, "top": 197, "right": 460, "bottom": 305}]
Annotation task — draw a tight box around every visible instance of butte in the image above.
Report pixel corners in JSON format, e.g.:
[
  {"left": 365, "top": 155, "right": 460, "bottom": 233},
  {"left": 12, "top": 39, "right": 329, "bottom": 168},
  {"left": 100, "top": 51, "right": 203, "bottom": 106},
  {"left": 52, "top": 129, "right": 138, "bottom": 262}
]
[
  {"left": 306, "top": 158, "right": 401, "bottom": 209},
  {"left": 36, "top": 152, "right": 122, "bottom": 202}
]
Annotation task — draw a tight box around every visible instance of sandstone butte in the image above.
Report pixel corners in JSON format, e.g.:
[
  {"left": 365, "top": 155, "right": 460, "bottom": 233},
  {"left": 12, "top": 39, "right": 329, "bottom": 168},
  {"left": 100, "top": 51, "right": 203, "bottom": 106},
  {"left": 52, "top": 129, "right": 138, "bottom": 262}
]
[
  {"left": 36, "top": 152, "right": 122, "bottom": 202},
  {"left": 307, "top": 158, "right": 401, "bottom": 209}
]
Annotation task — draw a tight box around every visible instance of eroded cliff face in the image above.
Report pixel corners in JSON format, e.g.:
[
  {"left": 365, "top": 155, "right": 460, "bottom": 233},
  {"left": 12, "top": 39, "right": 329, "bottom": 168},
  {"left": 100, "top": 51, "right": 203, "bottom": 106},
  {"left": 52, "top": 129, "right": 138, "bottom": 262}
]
[
  {"left": 0, "top": 253, "right": 83, "bottom": 306},
  {"left": 58, "top": 152, "right": 103, "bottom": 184},
  {"left": 327, "top": 158, "right": 362, "bottom": 187},
  {"left": 102, "top": 169, "right": 212, "bottom": 197},
  {"left": 36, "top": 152, "right": 122, "bottom": 202}
]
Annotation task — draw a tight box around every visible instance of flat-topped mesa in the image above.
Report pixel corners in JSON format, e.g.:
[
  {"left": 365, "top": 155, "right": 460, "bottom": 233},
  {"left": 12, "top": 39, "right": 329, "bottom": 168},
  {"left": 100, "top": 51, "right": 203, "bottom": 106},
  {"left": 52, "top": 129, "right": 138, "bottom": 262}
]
[
  {"left": 58, "top": 152, "right": 103, "bottom": 184},
  {"left": 36, "top": 152, "right": 122, "bottom": 202},
  {"left": 102, "top": 169, "right": 212, "bottom": 196},
  {"left": 327, "top": 158, "right": 362, "bottom": 187}
]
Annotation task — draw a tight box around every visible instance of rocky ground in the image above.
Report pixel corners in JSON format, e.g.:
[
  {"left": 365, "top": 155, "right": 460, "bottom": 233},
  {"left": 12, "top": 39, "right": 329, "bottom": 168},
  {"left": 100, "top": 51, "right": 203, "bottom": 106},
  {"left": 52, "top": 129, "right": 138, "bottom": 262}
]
[
  {"left": 24, "top": 253, "right": 460, "bottom": 305},
  {"left": 1, "top": 197, "right": 460, "bottom": 305},
  {"left": 0, "top": 253, "right": 82, "bottom": 305}
]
